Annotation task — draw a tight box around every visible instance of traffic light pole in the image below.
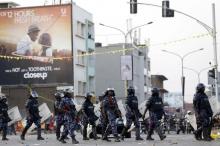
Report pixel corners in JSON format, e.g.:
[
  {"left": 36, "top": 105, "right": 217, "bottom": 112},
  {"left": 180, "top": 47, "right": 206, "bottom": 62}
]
[{"left": 130, "top": 2, "right": 219, "bottom": 110}]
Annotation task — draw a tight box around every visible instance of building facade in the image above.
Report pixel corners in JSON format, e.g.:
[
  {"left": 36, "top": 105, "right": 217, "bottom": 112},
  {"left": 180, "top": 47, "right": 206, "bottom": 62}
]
[
  {"left": 95, "top": 43, "right": 151, "bottom": 103},
  {"left": 0, "top": 1, "right": 95, "bottom": 111}
]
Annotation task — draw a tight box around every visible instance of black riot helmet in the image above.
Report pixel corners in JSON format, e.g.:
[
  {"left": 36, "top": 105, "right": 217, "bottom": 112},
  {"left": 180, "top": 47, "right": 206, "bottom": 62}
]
[
  {"left": 127, "top": 86, "right": 135, "bottom": 96},
  {"left": 30, "top": 90, "right": 39, "bottom": 99},
  {"left": 85, "top": 92, "right": 93, "bottom": 100},
  {"left": 64, "top": 88, "right": 74, "bottom": 98},
  {"left": 151, "top": 88, "right": 159, "bottom": 97},
  {"left": 54, "top": 91, "right": 64, "bottom": 100},
  {"left": 196, "top": 83, "right": 205, "bottom": 93},
  {"left": 0, "top": 94, "right": 7, "bottom": 103},
  {"left": 106, "top": 88, "right": 115, "bottom": 96}
]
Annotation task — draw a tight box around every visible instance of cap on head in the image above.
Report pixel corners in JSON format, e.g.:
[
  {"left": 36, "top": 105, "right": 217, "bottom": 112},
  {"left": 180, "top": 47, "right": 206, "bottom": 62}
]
[
  {"left": 54, "top": 92, "right": 64, "bottom": 98},
  {"left": 85, "top": 92, "right": 93, "bottom": 98},
  {"left": 127, "top": 86, "right": 135, "bottom": 95},
  {"left": 28, "top": 24, "right": 40, "bottom": 34}
]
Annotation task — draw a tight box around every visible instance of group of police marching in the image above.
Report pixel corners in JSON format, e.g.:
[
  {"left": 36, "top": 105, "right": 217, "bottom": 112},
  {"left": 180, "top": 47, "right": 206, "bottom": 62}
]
[{"left": 0, "top": 83, "right": 214, "bottom": 143}]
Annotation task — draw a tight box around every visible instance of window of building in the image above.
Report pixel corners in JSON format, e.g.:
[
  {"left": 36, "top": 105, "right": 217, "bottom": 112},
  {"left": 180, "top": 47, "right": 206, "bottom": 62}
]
[
  {"left": 77, "top": 21, "right": 85, "bottom": 37},
  {"left": 78, "top": 81, "right": 86, "bottom": 95},
  {"left": 77, "top": 50, "right": 86, "bottom": 66},
  {"left": 88, "top": 22, "right": 94, "bottom": 40}
]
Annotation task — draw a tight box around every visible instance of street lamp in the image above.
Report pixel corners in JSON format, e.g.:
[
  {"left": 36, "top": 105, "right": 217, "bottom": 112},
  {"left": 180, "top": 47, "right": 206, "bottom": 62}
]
[
  {"left": 100, "top": 21, "right": 153, "bottom": 96},
  {"left": 162, "top": 48, "right": 204, "bottom": 110},
  {"left": 184, "top": 66, "right": 213, "bottom": 83}
]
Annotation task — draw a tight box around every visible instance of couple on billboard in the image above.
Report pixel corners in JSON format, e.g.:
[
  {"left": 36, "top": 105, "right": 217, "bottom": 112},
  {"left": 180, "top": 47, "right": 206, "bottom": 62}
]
[{"left": 15, "top": 24, "right": 53, "bottom": 63}]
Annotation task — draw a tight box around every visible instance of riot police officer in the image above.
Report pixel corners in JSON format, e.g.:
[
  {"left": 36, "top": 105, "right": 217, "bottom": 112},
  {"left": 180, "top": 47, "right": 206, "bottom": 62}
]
[
  {"left": 59, "top": 89, "right": 79, "bottom": 144},
  {"left": 82, "top": 93, "right": 99, "bottom": 140},
  {"left": 0, "top": 94, "right": 11, "bottom": 140},
  {"left": 193, "top": 83, "right": 213, "bottom": 141},
  {"left": 142, "top": 88, "right": 166, "bottom": 141},
  {"left": 21, "top": 90, "right": 44, "bottom": 140},
  {"left": 54, "top": 91, "right": 64, "bottom": 140},
  {"left": 121, "top": 86, "right": 143, "bottom": 141},
  {"left": 103, "top": 88, "right": 121, "bottom": 142},
  {"left": 99, "top": 92, "right": 111, "bottom": 142}
]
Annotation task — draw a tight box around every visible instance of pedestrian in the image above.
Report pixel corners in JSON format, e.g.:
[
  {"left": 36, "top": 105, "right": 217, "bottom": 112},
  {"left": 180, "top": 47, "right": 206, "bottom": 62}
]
[
  {"left": 0, "top": 93, "right": 11, "bottom": 140},
  {"left": 20, "top": 90, "right": 44, "bottom": 140},
  {"left": 59, "top": 89, "right": 79, "bottom": 144},
  {"left": 121, "top": 86, "right": 143, "bottom": 141},
  {"left": 82, "top": 93, "right": 99, "bottom": 140},
  {"left": 193, "top": 83, "right": 213, "bottom": 141},
  {"left": 142, "top": 88, "right": 166, "bottom": 141},
  {"left": 103, "top": 88, "right": 121, "bottom": 142}
]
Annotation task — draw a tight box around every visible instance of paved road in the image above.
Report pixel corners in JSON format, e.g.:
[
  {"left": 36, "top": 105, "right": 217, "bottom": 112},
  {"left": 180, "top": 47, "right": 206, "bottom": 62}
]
[{"left": 0, "top": 133, "right": 219, "bottom": 146}]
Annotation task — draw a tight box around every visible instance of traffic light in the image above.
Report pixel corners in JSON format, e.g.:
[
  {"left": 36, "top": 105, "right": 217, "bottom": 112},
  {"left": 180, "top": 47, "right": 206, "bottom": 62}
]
[
  {"left": 162, "top": 0, "right": 174, "bottom": 17},
  {"left": 208, "top": 68, "right": 215, "bottom": 79},
  {"left": 130, "top": 0, "right": 137, "bottom": 14}
]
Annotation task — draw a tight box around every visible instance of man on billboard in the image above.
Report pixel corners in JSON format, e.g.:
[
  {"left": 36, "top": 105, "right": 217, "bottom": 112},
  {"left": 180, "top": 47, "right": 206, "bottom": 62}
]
[{"left": 16, "top": 24, "right": 40, "bottom": 56}]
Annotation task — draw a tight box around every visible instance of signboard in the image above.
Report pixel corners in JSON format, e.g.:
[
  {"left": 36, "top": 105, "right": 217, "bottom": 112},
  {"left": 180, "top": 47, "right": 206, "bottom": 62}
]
[
  {"left": 0, "top": 4, "right": 73, "bottom": 85},
  {"left": 120, "top": 55, "right": 133, "bottom": 80}
]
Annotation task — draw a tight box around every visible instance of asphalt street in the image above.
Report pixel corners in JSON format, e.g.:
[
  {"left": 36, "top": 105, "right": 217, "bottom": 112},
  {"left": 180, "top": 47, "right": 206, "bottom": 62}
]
[{"left": 0, "top": 133, "right": 219, "bottom": 146}]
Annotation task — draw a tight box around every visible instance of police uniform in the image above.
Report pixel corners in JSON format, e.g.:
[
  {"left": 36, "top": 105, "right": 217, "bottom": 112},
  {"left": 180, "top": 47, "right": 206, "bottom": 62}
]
[
  {"left": 21, "top": 91, "right": 44, "bottom": 141},
  {"left": 193, "top": 83, "right": 213, "bottom": 141},
  {"left": 59, "top": 91, "right": 79, "bottom": 144},
  {"left": 121, "top": 87, "right": 143, "bottom": 140},
  {"left": 82, "top": 93, "right": 99, "bottom": 140},
  {"left": 143, "top": 88, "right": 166, "bottom": 141},
  {"left": 54, "top": 92, "right": 64, "bottom": 140},
  {"left": 103, "top": 88, "right": 121, "bottom": 142},
  {"left": 0, "top": 94, "right": 11, "bottom": 140}
]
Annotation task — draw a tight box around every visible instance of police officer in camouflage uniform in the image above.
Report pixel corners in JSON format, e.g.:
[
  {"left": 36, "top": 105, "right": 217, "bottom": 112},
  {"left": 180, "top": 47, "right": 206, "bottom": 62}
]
[
  {"left": 142, "top": 88, "right": 166, "bottom": 141},
  {"left": 121, "top": 86, "right": 143, "bottom": 141},
  {"left": 99, "top": 93, "right": 111, "bottom": 141},
  {"left": 59, "top": 89, "right": 79, "bottom": 144},
  {"left": 0, "top": 94, "right": 11, "bottom": 140},
  {"left": 21, "top": 90, "right": 44, "bottom": 140},
  {"left": 193, "top": 83, "right": 213, "bottom": 141},
  {"left": 103, "top": 88, "right": 121, "bottom": 142},
  {"left": 82, "top": 93, "right": 99, "bottom": 140},
  {"left": 54, "top": 91, "right": 64, "bottom": 140}
]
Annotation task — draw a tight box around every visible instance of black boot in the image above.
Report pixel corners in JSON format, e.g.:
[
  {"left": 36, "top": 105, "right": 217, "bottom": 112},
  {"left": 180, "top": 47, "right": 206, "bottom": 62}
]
[
  {"left": 59, "top": 135, "right": 67, "bottom": 143},
  {"left": 71, "top": 136, "right": 79, "bottom": 144},
  {"left": 120, "top": 127, "right": 128, "bottom": 140},
  {"left": 2, "top": 128, "right": 9, "bottom": 141},
  {"left": 37, "top": 127, "right": 44, "bottom": 140},
  {"left": 92, "top": 126, "right": 100, "bottom": 140},
  {"left": 114, "top": 134, "right": 120, "bottom": 142},
  {"left": 146, "top": 129, "right": 154, "bottom": 140},
  {"left": 203, "top": 127, "right": 212, "bottom": 141},
  {"left": 156, "top": 127, "right": 166, "bottom": 141},
  {"left": 83, "top": 127, "right": 89, "bottom": 140},
  {"left": 21, "top": 126, "right": 29, "bottom": 140},
  {"left": 193, "top": 127, "right": 203, "bottom": 140},
  {"left": 56, "top": 125, "right": 61, "bottom": 140},
  {"left": 135, "top": 127, "right": 143, "bottom": 141}
]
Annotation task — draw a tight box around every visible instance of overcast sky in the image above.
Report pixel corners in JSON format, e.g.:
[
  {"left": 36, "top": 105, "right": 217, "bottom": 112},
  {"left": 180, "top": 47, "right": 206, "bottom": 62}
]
[{"left": 7, "top": 0, "right": 220, "bottom": 102}]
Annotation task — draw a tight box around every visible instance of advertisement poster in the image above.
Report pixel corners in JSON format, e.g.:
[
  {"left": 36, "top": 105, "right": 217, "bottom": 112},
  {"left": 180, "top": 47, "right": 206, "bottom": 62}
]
[
  {"left": 120, "top": 55, "right": 133, "bottom": 81},
  {"left": 0, "top": 4, "right": 73, "bottom": 85}
]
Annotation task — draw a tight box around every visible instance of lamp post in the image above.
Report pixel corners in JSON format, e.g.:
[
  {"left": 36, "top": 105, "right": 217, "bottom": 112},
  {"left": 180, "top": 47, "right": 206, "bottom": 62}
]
[
  {"left": 162, "top": 48, "right": 204, "bottom": 110},
  {"left": 184, "top": 66, "right": 213, "bottom": 83},
  {"left": 100, "top": 21, "right": 153, "bottom": 96},
  {"left": 129, "top": 1, "right": 219, "bottom": 112}
]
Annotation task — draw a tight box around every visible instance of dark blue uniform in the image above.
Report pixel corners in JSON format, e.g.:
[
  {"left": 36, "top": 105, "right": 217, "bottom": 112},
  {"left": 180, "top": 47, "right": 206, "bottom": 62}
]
[
  {"left": 59, "top": 95, "right": 79, "bottom": 144},
  {"left": 21, "top": 94, "right": 44, "bottom": 140},
  {"left": 82, "top": 98, "right": 98, "bottom": 140},
  {"left": 143, "top": 89, "right": 166, "bottom": 141},
  {"left": 0, "top": 97, "right": 11, "bottom": 140},
  {"left": 54, "top": 98, "right": 64, "bottom": 139},
  {"left": 193, "top": 92, "right": 213, "bottom": 140},
  {"left": 121, "top": 94, "right": 143, "bottom": 140}
]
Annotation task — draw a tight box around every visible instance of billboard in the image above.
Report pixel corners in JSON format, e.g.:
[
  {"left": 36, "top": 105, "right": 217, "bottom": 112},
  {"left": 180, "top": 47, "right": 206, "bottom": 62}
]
[
  {"left": 120, "top": 55, "right": 133, "bottom": 80},
  {"left": 0, "top": 4, "right": 73, "bottom": 85}
]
